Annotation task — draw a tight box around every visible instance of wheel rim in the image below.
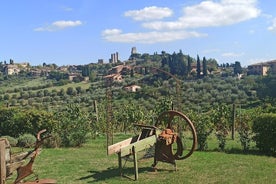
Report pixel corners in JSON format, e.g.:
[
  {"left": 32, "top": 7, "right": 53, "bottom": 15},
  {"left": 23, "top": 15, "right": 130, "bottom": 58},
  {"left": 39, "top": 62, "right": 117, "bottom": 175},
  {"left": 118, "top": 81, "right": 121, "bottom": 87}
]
[{"left": 155, "top": 110, "right": 197, "bottom": 160}]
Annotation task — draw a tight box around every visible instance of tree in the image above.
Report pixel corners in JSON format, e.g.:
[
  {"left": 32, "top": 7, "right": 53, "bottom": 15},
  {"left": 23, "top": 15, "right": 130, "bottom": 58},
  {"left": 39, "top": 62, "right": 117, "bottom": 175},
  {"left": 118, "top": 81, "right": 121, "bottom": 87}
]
[
  {"left": 76, "top": 86, "right": 82, "bottom": 94},
  {"left": 188, "top": 110, "right": 213, "bottom": 151},
  {"left": 256, "top": 74, "right": 276, "bottom": 103},
  {"left": 211, "top": 104, "right": 231, "bottom": 151},
  {"left": 55, "top": 104, "right": 91, "bottom": 147},
  {"left": 66, "top": 87, "right": 74, "bottom": 95},
  {"left": 82, "top": 65, "right": 90, "bottom": 77},
  {"left": 10, "top": 59, "right": 14, "bottom": 65},
  {"left": 4, "top": 94, "right": 10, "bottom": 100},
  {"left": 196, "top": 55, "right": 201, "bottom": 78},
  {"left": 89, "top": 71, "right": 97, "bottom": 82},
  {"left": 58, "top": 88, "right": 65, "bottom": 96},
  {"left": 234, "top": 61, "right": 242, "bottom": 75},
  {"left": 207, "top": 58, "right": 218, "bottom": 73},
  {"left": 187, "top": 55, "right": 192, "bottom": 76},
  {"left": 203, "top": 57, "right": 207, "bottom": 77}
]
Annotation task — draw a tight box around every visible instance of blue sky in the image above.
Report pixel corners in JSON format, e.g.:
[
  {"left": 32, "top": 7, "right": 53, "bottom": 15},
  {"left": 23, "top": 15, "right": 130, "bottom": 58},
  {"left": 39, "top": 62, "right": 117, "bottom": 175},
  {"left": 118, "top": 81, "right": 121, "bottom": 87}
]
[{"left": 1, "top": 0, "right": 276, "bottom": 67}]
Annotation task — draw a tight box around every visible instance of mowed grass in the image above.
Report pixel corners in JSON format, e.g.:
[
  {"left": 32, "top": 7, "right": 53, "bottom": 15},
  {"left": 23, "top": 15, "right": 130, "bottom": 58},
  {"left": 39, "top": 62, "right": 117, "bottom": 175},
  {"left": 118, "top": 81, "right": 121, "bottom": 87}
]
[{"left": 7, "top": 134, "right": 276, "bottom": 184}]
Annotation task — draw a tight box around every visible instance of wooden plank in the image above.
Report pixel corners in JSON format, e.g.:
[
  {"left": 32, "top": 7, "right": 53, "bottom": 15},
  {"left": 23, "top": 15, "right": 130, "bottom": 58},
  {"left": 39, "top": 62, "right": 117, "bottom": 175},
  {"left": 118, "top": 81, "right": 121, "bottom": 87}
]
[
  {"left": 107, "top": 137, "right": 133, "bottom": 155},
  {"left": 0, "top": 140, "right": 6, "bottom": 184},
  {"left": 120, "top": 135, "right": 156, "bottom": 157}
]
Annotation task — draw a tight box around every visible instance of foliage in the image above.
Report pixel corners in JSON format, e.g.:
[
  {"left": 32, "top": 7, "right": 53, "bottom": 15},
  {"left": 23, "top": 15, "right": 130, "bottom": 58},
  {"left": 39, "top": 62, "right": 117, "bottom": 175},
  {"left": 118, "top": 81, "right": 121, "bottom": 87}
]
[
  {"left": 188, "top": 111, "right": 213, "bottom": 151},
  {"left": 114, "top": 103, "right": 148, "bottom": 133},
  {"left": 196, "top": 55, "right": 201, "bottom": 78},
  {"left": 234, "top": 61, "right": 242, "bottom": 75},
  {"left": 0, "top": 51, "right": 275, "bottom": 153},
  {"left": 2, "top": 135, "right": 18, "bottom": 146},
  {"left": 202, "top": 57, "right": 207, "bottom": 77},
  {"left": 236, "top": 108, "right": 261, "bottom": 151},
  {"left": 43, "top": 132, "right": 62, "bottom": 148},
  {"left": 154, "top": 97, "right": 173, "bottom": 116},
  {"left": 211, "top": 104, "right": 231, "bottom": 151},
  {"left": 0, "top": 107, "right": 20, "bottom": 137},
  {"left": 47, "top": 71, "right": 69, "bottom": 81},
  {"left": 252, "top": 113, "right": 276, "bottom": 154},
  {"left": 256, "top": 74, "right": 276, "bottom": 103},
  {"left": 90, "top": 101, "right": 107, "bottom": 138},
  {"left": 53, "top": 104, "right": 91, "bottom": 147},
  {"left": 0, "top": 108, "right": 56, "bottom": 137},
  {"left": 17, "top": 133, "right": 36, "bottom": 148},
  {"left": 236, "top": 112, "right": 253, "bottom": 151}
]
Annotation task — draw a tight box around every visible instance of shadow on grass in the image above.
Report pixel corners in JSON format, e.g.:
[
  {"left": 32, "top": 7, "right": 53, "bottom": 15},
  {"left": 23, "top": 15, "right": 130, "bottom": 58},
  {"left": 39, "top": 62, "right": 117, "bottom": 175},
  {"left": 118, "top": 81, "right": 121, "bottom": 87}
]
[{"left": 78, "top": 166, "right": 155, "bottom": 183}]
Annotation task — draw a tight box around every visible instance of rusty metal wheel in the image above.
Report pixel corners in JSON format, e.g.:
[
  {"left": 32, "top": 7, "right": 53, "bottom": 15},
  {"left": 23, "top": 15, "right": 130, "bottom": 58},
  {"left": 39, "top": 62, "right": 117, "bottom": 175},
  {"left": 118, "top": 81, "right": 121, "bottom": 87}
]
[{"left": 155, "top": 110, "right": 197, "bottom": 160}]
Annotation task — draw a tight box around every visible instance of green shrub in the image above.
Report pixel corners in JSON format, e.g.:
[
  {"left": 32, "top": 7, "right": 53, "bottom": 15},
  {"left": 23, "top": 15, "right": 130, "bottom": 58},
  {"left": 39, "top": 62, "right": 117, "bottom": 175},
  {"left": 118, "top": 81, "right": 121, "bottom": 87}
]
[
  {"left": 211, "top": 104, "right": 231, "bottom": 151},
  {"left": 54, "top": 104, "right": 91, "bottom": 147},
  {"left": 3, "top": 135, "right": 18, "bottom": 146},
  {"left": 188, "top": 111, "right": 213, "bottom": 151},
  {"left": 17, "top": 134, "right": 36, "bottom": 148},
  {"left": 43, "top": 132, "right": 62, "bottom": 148},
  {"left": 252, "top": 113, "right": 276, "bottom": 154}
]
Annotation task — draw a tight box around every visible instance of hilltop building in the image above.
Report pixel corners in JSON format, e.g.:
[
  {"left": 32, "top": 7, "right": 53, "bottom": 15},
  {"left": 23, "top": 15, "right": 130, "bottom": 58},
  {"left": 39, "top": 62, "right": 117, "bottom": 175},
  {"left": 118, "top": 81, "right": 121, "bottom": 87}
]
[
  {"left": 131, "top": 47, "right": 137, "bottom": 55},
  {"left": 3, "top": 62, "right": 29, "bottom": 75},
  {"left": 98, "top": 59, "right": 104, "bottom": 64},
  {"left": 109, "top": 52, "right": 119, "bottom": 63},
  {"left": 247, "top": 60, "right": 276, "bottom": 76}
]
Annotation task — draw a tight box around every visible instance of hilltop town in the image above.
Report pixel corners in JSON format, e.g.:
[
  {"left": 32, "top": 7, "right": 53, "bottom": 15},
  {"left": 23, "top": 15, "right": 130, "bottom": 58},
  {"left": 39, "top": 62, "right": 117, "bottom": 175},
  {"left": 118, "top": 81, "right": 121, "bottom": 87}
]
[{"left": 1, "top": 48, "right": 276, "bottom": 82}]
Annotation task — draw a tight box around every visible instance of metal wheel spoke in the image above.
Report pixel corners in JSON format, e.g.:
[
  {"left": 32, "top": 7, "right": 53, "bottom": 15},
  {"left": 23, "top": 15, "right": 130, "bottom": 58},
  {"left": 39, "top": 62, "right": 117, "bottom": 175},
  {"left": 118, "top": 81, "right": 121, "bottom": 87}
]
[{"left": 155, "top": 110, "right": 197, "bottom": 160}]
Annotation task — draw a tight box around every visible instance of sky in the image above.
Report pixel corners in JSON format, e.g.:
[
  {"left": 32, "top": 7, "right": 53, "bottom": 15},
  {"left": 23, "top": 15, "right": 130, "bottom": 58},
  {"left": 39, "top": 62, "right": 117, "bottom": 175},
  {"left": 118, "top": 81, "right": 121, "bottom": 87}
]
[{"left": 1, "top": 0, "right": 276, "bottom": 67}]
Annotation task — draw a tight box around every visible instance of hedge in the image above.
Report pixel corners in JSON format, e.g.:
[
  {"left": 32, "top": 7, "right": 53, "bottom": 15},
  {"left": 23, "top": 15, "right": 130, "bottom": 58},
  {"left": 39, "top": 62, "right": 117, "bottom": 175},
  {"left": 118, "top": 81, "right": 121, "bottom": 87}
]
[{"left": 252, "top": 113, "right": 276, "bottom": 153}]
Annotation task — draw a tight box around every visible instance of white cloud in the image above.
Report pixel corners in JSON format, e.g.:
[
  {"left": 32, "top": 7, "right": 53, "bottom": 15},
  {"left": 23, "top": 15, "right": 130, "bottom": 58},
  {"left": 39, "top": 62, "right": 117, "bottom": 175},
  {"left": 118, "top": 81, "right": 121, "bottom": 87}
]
[
  {"left": 267, "top": 18, "right": 276, "bottom": 32},
  {"left": 143, "top": 0, "right": 261, "bottom": 30},
  {"left": 222, "top": 52, "right": 244, "bottom": 57},
  {"left": 102, "top": 29, "right": 122, "bottom": 36},
  {"left": 102, "top": 0, "right": 260, "bottom": 44},
  {"left": 124, "top": 6, "right": 173, "bottom": 21},
  {"left": 102, "top": 29, "right": 207, "bottom": 44},
  {"left": 34, "top": 20, "right": 82, "bottom": 32}
]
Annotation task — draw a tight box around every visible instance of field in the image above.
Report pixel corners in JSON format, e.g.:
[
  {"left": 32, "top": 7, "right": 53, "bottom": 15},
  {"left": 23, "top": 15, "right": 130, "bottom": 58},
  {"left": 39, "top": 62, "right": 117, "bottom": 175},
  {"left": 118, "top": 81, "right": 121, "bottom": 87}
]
[{"left": 6, "top": 134, "right": 276, "bottom": 184}]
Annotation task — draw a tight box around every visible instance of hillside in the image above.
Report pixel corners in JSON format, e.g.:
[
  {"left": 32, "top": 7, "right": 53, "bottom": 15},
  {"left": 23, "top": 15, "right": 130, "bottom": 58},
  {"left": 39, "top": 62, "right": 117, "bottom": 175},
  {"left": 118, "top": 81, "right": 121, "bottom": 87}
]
[{"left": 0, "top": 61, "right": 260, "bottom": 112}]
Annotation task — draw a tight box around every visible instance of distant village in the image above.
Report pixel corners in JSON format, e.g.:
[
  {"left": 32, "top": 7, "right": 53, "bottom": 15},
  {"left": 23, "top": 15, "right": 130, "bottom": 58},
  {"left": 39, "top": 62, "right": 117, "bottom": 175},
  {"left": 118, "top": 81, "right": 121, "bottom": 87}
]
[{"left": 1, "top": 47, "right": 276, "bottom": 81}]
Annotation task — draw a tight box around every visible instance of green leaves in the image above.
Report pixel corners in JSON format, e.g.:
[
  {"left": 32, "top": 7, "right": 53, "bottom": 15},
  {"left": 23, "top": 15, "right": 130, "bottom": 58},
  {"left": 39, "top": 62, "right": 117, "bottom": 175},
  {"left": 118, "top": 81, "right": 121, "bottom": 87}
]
[{"left": 54, "top": 104, "right": 91, "bottom": 147}]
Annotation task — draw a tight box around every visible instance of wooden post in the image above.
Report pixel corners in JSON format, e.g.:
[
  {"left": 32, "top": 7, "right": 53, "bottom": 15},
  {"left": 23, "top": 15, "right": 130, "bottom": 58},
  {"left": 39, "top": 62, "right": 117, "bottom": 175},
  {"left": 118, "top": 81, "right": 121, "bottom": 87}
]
[
  {"left": 0, "top": 140, "right": 6, "bottom": 184},
  {"left": 93, "top": 100, "right": 98, "bottom": 122},
  {"left": 132, "top": 146, "right": 138, "bottom": 181},
  {"left": 232, "top": 103, "right": 236, "bottom": 140},
  {"left": 118, "top": 152, "right": 122, "bottom": 176}
]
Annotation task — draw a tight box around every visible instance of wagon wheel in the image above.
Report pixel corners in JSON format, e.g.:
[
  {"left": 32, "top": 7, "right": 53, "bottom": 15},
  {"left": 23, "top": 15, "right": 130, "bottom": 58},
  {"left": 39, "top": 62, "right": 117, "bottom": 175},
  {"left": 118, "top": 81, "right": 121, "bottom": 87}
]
[{"left": 155, "top": 110, "right": 197, "bottom": 160}]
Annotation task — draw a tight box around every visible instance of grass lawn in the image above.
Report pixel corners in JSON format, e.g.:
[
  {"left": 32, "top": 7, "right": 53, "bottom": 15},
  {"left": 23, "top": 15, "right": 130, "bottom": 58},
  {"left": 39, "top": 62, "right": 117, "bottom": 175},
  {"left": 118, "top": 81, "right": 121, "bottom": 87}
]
[{"left": 6, "top": 134, "right": 276, "bottom": 184}]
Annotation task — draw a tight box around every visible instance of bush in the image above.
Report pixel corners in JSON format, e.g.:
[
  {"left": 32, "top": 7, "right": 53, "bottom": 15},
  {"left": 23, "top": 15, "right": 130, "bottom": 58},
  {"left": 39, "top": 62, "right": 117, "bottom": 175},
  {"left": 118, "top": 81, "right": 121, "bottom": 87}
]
[
  {"left": 54, "top": 104, "right": 91, "bottom": 147},
  {"left": 189, "top": 111, "right": 213, "bottom": 151},
  {"left": 3, "top": 136, "right": 18, "bottom": 146},
  {"left": 252, "top": 113, "right": 276, "bottom": 154},
  {"left": 17, "top": 134, "right": 36, "bottom": 148},
  {"left": 43, "top": 132, "right": 62, "bottom": 148}
]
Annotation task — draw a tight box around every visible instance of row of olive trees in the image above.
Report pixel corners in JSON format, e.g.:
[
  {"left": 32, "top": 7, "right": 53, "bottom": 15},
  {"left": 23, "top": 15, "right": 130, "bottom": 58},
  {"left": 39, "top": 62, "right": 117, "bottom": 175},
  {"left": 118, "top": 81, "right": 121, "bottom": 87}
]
[{"left": 1, "top": 86, "right": 87, "bottom": 101}]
